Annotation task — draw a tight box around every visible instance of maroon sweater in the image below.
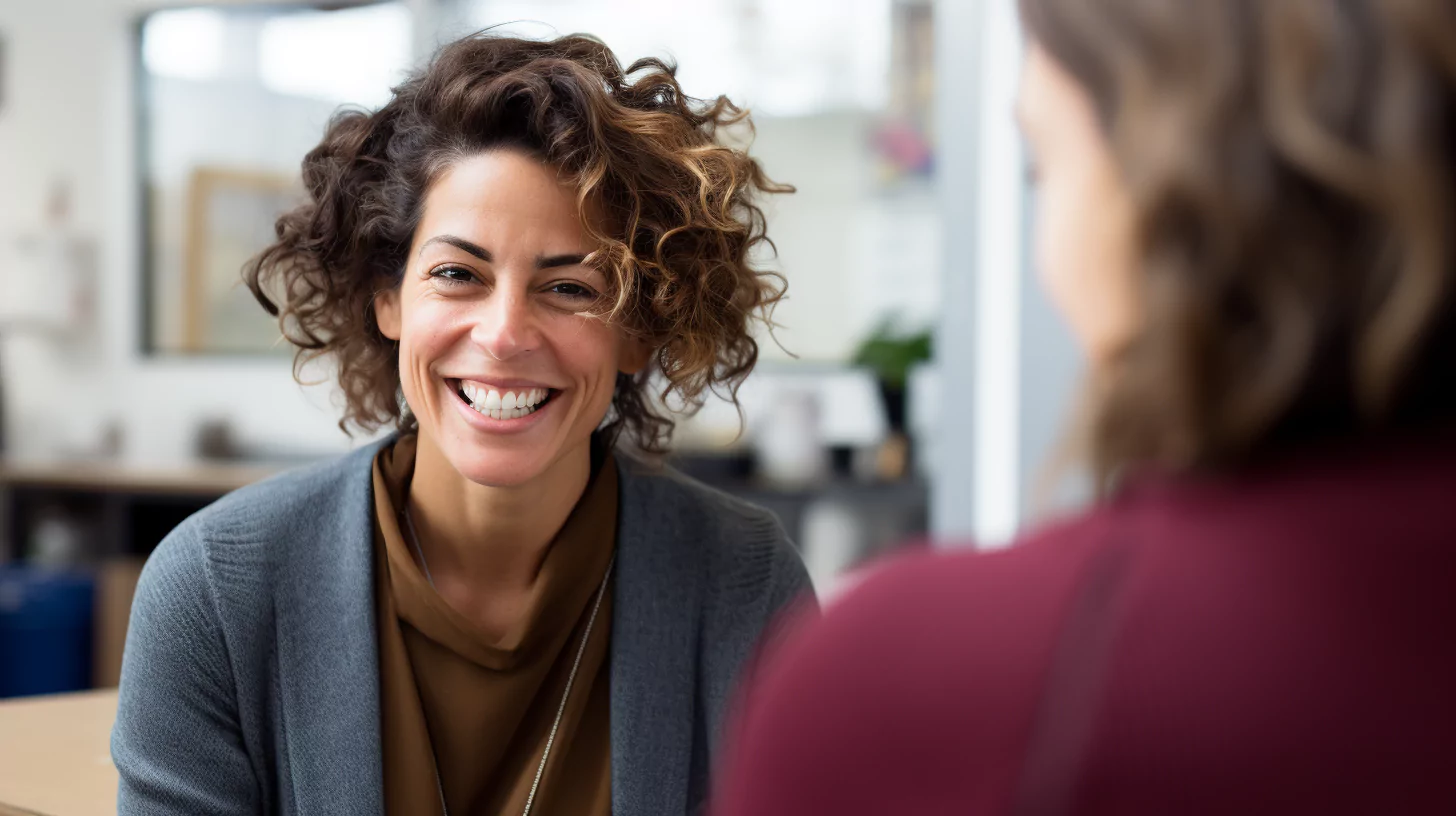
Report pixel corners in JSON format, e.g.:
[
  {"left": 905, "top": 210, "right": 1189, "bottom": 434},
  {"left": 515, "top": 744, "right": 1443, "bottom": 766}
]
[{"left": 716, "top": 435, "right": 1456, "bottom": 815}]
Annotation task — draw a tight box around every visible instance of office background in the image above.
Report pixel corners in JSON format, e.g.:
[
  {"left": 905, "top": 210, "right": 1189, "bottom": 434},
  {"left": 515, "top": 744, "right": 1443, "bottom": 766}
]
[{"left": 0, "top": 0, "right": 1080, "bottom": 699}]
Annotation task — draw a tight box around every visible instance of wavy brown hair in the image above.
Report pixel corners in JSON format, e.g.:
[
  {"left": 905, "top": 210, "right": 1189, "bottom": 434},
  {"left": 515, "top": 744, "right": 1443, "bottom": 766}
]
[
  {"left": 246, "top": 33, "right": 790, "bottom": 452},
  {"left": 1021, "top": 0, "right": 1456, "bottom": 489}
]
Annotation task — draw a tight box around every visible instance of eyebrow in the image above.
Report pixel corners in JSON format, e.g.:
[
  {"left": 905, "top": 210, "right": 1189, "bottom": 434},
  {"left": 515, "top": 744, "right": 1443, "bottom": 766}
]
[
  {"left": 420, "top": 235, "right": 490, "bottom": 262},
  {"left": 537, "top": 253, "right": 588, "bottom": 269},
  {"left": 418, "top": 235, "right": 588, "bottom": 270}
]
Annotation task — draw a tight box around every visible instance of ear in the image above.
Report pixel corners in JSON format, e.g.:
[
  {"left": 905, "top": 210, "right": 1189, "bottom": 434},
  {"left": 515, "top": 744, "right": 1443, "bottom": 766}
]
[
  {"left": 618, "top": 336, "right": 653, "bottom": 376},
  {"left": 374, "top": 288, "right": 402, "bottom": 341}
]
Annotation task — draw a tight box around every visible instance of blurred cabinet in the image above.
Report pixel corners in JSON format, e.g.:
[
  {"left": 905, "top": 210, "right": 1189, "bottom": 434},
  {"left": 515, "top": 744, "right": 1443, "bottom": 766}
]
[{"left": 0, "top": 459, "right": 282, "bottom": 696}]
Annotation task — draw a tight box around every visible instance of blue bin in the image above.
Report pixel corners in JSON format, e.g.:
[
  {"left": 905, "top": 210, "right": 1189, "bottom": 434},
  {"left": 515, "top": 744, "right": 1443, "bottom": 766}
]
[{"left": 0, "top": 566, "right": 96, "bottom": 698}]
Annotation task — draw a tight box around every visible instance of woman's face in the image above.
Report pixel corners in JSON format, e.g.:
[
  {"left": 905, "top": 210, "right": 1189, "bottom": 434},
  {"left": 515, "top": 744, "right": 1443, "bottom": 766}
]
[
  {"left": 1017, "top": 44, "right": 1141, "bottom": 364},
  {"left": 375, "top": 149, "right": 648, "bottom": 487}
]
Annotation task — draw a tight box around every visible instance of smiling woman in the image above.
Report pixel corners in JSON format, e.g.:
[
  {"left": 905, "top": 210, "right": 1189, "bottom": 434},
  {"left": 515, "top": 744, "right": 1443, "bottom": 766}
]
[
  {"left": 112, "top": 34, "right": 812, "bottom": 816},
  {"left": 372, "top": 150, "right": 653, "bottom": 491}
]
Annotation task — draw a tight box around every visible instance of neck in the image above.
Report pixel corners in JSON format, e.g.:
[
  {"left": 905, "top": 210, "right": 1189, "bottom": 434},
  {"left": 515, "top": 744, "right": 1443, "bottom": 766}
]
[{"left": 405, "top": 431, "right": 593, "bottom": 592}]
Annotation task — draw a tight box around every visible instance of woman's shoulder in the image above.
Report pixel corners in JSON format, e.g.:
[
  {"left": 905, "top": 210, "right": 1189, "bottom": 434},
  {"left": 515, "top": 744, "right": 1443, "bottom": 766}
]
[
  {"left": 215, "top": 438, "right": 382, "bottom": 518},
  {"left": 191, "top": 439, "right": 382, "bottom": 536},
  {"left": 614, "top": 450, "right": 815, "bottom": 612},
  {"left": 141, "top": 439, "right": 385, "bottom": 606},
  {"left": 820, "top": 508, "right": 1122, "bottom": 668},
  {"left": 717, "top": 509, "right": 1126, "bottom": 812},
  {"left": 615, "top": 452, "right": 796, "bottom": 555}
]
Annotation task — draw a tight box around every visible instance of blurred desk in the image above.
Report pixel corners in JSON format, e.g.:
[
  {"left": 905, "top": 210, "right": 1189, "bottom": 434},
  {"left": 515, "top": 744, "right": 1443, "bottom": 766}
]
[{"left": 0, "top": 689, "right": 118, "bottom": 816}]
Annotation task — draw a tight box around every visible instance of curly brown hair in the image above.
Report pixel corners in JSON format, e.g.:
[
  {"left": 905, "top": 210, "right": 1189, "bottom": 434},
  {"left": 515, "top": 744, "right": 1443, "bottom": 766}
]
[
  {"left": 245, "top": 33, "right": 790, "bottom": 452},
  {"left": 1021, "top": 0, "right": 1456, "bottom": 489}
]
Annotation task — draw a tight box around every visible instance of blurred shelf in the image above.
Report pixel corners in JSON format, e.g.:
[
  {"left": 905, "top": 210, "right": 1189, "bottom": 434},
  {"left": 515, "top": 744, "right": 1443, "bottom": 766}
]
[
  {"left": 0, "top": 457, "right": 285, "bottom": 497},
  {"left": 668, "top": 452, "right": 931, "bottom": 565},
  {"left": 0, "top": 457, "right": 298, "bottom": 564}
]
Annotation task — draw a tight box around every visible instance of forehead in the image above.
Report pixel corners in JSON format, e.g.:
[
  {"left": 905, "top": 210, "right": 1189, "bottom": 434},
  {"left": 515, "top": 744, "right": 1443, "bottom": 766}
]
[{"left": 418, "top": 149, "right": 589, "bottom": 239}]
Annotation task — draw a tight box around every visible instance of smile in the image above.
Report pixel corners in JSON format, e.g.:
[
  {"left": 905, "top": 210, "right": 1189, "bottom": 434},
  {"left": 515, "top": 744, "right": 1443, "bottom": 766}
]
[{"left": 451, "top": 379, "right": 558, "bottom": 421}]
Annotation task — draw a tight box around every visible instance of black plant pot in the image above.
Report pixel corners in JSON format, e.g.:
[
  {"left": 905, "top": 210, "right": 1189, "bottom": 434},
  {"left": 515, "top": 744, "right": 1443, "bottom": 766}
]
[{"left": 878, "top": 381, "right": 907, "bottom": 434}]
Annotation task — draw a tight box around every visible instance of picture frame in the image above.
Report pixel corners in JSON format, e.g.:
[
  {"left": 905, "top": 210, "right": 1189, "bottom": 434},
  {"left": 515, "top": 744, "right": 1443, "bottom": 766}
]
[{"left": 180, "top": 167, "right": 302, "bottom": 353}]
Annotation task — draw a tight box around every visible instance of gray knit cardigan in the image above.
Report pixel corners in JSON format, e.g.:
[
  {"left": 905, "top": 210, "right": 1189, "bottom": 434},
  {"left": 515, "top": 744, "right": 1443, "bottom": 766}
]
[{"left": 112, "top": 437, "right": 813, "bottom": 815}]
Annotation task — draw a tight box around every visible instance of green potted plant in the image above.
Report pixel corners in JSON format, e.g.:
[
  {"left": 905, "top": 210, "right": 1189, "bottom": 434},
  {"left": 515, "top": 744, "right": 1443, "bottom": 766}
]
[{"left": 851, "top": 319, "right": 933, "bottom": 433}]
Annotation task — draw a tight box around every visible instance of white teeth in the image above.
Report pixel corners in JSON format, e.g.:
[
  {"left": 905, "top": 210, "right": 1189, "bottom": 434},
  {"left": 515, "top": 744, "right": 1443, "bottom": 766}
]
[
  {"left": 461, "top": 382, "right": 552, "bottom": 417},
  {"left": 478, "top": 403, "right": 538, "bottom": 420}
]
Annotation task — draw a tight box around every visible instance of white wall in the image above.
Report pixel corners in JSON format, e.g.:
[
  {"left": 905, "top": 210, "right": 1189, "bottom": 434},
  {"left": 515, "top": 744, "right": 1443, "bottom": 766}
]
[
  {"left": 750, "top": 113, "right": 941, "bottom": 363},
  {"left": 0, "top": 0, "right": 357, "bottom": 463},
  {"left": 930, "top": 0, "right": 1086, "bottom": 545}
]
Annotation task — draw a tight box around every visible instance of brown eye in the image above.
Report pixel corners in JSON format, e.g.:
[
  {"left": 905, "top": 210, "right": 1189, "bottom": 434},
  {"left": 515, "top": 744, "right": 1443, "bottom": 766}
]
[
  {"left": 548, "top": 282, "right": 597, "bottom": 300},
  {"left": 430, "top": 265, "right": 475, "bottom": 285}
]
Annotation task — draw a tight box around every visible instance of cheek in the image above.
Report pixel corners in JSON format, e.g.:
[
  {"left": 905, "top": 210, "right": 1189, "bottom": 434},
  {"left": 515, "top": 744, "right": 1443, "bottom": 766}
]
[
  {"left": 401, "top": 300, "right": 464, "bottom": 357},
  {"left": 554, "top": 317, "right": 632, "bottom": 384},
  {"left": 1034, "top": 169, "right": 1139, "bottom": 360},
  {"left": 393, "top": 308, "right": 443, "bottom": 411},
  {"left": 1034, "top": 180, "right": 1090, "bottom": 326}
]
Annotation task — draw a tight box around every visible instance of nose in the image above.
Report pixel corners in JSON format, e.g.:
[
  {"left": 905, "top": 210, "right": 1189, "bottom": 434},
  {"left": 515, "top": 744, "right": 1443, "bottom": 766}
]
[{"left": 470, "top": 288, "right": 539, "bottom": 361}]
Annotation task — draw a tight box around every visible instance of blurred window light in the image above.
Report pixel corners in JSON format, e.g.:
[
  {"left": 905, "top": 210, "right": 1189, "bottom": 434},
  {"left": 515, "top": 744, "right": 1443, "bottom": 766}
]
[
  {"left": 258, "top": 3, "right": 414, "bottom": 109},
  {"left": 142, "top": 8, "right": 226, "bottom": 82},
  {"left": 460, "top": 0, "right": 892, "bottom": 118}
]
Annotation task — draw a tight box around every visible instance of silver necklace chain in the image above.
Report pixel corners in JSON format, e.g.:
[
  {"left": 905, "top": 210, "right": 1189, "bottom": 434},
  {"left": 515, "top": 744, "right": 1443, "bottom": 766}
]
[{"left": 402, "top": 507, "right": 615, "bottom": 816}]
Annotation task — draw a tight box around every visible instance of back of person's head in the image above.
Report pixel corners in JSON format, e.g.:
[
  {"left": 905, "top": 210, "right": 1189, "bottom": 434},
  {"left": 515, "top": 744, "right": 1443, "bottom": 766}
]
[{"left": 1017, "top": 0, "right": 1456, "bottom": 490}]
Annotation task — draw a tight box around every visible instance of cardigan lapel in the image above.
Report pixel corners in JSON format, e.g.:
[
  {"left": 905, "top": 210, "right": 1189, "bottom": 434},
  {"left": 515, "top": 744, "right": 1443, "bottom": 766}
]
[
  {"left": 611, "top": 456, "right": 705, "bottom": 815},
  {"left": 268, "top": 441, "right": 702, "bottom": 815},
  {"left": 274, "top": 440, "right": 388, "bottom": 815}
]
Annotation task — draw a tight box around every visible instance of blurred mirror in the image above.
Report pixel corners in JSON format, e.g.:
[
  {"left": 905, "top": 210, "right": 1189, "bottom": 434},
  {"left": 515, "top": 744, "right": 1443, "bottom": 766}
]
[{"left": 138, "top": 2, "right": 414, "bottom": 354}]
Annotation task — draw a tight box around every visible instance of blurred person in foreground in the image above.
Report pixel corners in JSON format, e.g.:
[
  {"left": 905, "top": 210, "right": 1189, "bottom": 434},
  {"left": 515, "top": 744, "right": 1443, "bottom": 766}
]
[
  {"left": 715, "top": 0, "right": 1456, "bottom": 813},
  {"left": 113, "top": 34, "right": 811, "bottom": 816}
]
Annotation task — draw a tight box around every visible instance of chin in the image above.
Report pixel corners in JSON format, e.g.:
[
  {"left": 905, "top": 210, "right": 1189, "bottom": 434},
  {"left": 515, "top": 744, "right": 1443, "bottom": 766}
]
[{"left": 447, "top": 442, "right": 552, "bottom": 488}]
